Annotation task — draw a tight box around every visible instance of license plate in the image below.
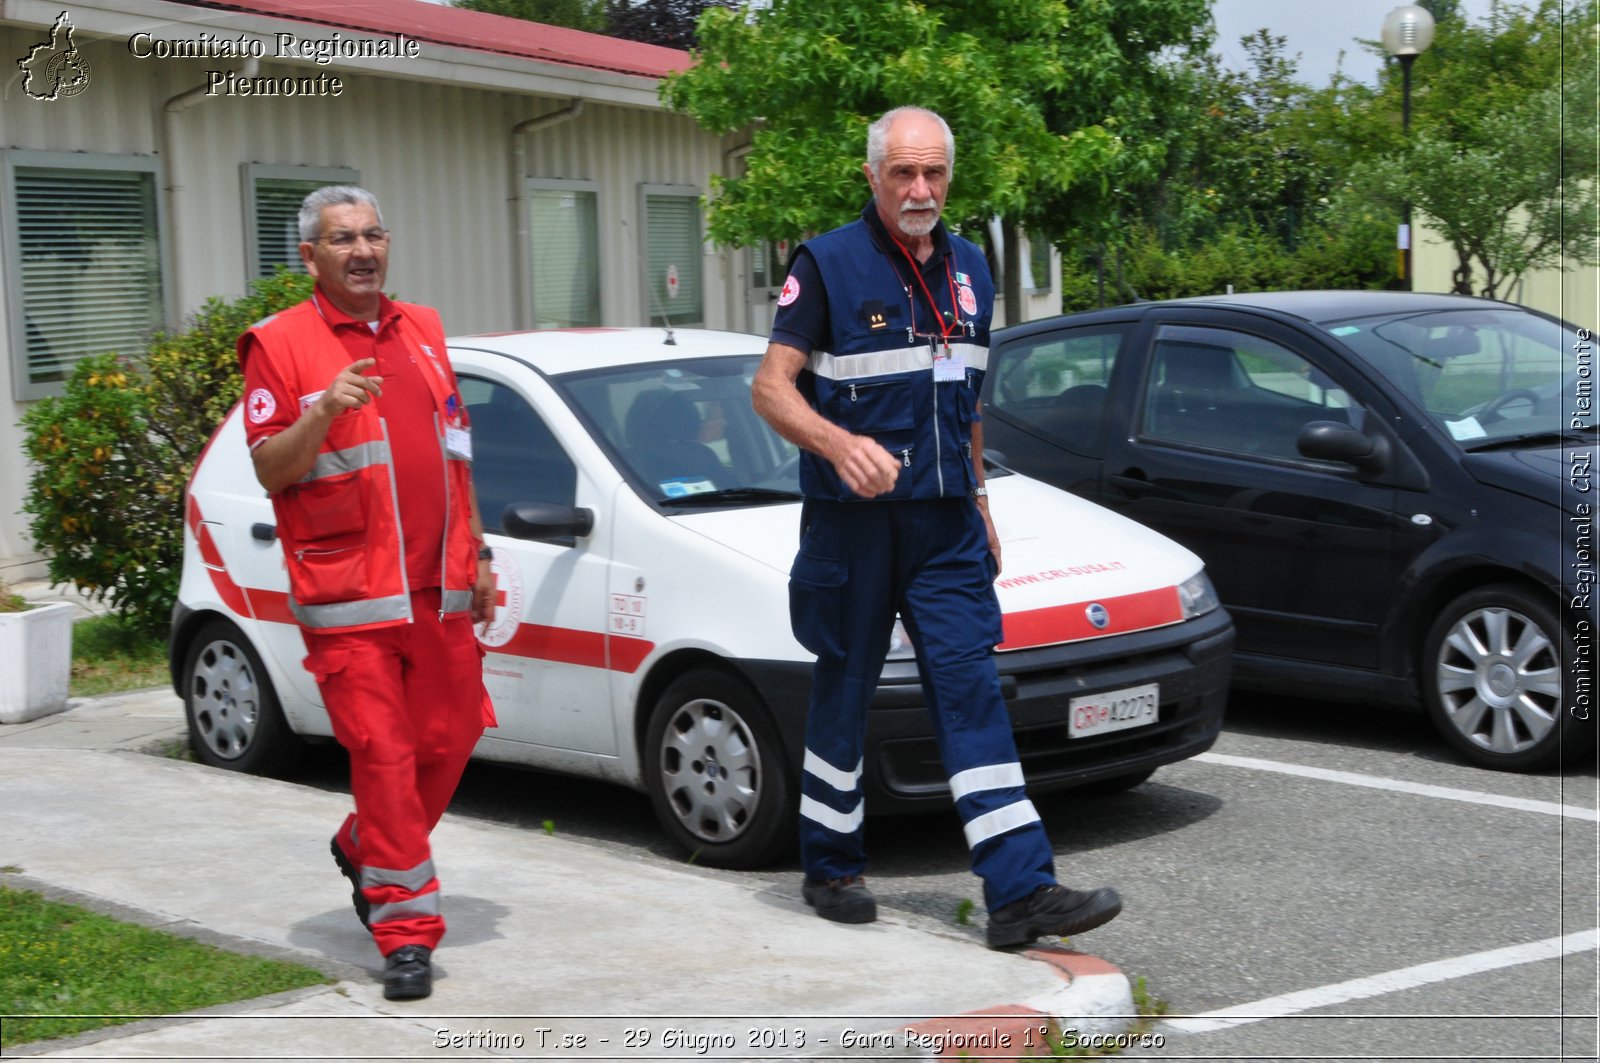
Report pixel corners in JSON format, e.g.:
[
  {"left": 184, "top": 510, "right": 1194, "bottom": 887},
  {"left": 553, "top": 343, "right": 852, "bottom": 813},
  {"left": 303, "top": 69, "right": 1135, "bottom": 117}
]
[{"left": 1068, "top": 683, "right": 1159, "bottom": 739}]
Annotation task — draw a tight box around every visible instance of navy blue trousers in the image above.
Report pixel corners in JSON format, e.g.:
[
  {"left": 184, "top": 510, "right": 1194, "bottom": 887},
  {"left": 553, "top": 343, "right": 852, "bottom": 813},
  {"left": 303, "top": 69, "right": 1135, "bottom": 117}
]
[{"left": 788, "top": 498, "right": 1056, "bottom": 911}]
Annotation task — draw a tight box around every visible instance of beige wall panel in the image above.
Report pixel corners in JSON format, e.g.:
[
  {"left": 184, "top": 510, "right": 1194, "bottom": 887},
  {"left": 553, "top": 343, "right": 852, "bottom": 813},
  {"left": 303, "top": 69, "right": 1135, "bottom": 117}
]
[{"left": 1, "top": 20, "right": 737, "bottom": 570}]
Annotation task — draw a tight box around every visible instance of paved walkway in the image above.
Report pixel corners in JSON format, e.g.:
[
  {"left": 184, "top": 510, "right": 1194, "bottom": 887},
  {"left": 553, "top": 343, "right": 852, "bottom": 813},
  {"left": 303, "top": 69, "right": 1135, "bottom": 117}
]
[{"left": 1, "top": 684, "right": 1134, "bottom": 1060}]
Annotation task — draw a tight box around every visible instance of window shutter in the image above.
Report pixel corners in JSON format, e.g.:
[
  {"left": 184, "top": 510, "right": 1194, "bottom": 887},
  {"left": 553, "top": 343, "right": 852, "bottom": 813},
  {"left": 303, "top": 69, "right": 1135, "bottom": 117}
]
[
  {"left": 528, "top": 187, "right": 600, "bottom": 328},
  {"left": 15, "top": 165, "right": 163, "bottom": 389},
  {"left": 644, "top": 193, "right": 702, "bottom": 327},
  {"left": 252, "top": 178, "right": 321, "bottom": 278}
]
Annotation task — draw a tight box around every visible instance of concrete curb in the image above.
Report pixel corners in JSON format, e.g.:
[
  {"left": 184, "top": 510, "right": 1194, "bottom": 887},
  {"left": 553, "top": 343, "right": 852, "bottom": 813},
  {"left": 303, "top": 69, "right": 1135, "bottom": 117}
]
[{"left": 899, "top": 948, "right": 1135, "bottom": 1059}]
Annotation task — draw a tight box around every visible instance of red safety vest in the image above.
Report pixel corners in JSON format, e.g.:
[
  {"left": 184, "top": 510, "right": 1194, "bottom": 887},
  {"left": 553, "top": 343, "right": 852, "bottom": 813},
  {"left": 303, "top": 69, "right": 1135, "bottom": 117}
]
[{"left": 239, "top": 298, "right": 477, "bottom": 633}]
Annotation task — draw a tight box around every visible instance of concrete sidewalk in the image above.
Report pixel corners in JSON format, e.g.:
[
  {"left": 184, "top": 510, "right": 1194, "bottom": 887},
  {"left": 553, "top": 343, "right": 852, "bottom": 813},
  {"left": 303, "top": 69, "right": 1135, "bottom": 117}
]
[{"left": 0, "top": 689, "right": 1135, "bottom": 1060}]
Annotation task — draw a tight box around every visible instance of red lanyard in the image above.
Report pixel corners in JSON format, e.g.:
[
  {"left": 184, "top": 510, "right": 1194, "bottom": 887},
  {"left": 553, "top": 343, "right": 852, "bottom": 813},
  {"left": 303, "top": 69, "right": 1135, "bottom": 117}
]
[{"left": 888, "top": 234, "right": 962, "bottom": 348}]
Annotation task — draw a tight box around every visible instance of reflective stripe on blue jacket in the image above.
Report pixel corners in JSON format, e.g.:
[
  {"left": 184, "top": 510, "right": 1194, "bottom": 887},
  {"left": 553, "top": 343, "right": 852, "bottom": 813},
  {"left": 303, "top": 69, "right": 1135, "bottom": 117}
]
[{"left": 795, "top": 207, "right": 995, "bottom": 502}]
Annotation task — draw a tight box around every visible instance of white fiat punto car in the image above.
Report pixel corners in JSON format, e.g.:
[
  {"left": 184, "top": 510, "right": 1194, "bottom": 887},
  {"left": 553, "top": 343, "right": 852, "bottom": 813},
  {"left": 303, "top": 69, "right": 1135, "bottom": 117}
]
[{"left": 173, "top": 328, "right": 1234, "bottom": 868}]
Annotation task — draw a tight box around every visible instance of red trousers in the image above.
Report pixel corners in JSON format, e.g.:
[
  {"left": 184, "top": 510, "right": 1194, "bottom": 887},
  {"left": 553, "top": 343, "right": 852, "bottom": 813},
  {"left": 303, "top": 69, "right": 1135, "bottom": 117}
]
[{"left": 303, "top": 589, "right": 492, "bottom": 955}]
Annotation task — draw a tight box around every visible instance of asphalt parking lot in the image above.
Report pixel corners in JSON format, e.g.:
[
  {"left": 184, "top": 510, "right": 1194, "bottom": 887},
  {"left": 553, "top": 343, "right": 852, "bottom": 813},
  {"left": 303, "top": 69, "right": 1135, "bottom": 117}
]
[
  {"left": 1062, "top": 695, "right": 1597, "bottom": 1060},
  {"left": 422, "top": 692, "right": 1600, "bottom": 1061}
]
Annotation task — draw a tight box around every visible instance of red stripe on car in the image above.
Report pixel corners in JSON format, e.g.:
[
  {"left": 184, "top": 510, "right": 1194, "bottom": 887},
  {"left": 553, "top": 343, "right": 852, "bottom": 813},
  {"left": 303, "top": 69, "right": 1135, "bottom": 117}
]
[{"left": 998, "top": 586, "right": 1184, "bottom": 650}]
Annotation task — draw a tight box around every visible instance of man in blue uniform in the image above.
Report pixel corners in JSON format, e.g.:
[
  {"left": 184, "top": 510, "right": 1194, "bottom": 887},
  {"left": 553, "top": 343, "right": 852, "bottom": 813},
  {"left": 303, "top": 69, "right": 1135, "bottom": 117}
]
[{"left": 752, "top": 106, "right": 1123, "bottom": 949}]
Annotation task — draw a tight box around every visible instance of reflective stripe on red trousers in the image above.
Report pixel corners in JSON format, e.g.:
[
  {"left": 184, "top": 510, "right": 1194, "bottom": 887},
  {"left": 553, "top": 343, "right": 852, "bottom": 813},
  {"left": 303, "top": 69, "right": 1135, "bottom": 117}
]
[{"left": 305, "top": 588, "right": 490, "bottom": 954}]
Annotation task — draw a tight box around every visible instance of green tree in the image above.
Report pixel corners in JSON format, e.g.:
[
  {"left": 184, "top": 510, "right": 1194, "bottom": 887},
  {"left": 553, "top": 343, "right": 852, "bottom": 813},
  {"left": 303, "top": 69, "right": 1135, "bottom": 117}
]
[
  {"left": 605, "top": 0, "right": 735, "bottom": 49},
  {"left": 1362, "top": 0, "right": 1598, "bottom": 296},
  {"left": 1015, "top": 0, "right": 1210, "bottom": 305},
  {"left": 452, "top": 0, "right": 607, "bottom": 34},
  {"left": 1058, "top": 22, "right": 1398, "bottom": 305},
  {"left": 662, "top": 0, "right": 1216, "bottom": 309},
  {"left": 22, "top": 270, "right": 314, "bottom": 636}
]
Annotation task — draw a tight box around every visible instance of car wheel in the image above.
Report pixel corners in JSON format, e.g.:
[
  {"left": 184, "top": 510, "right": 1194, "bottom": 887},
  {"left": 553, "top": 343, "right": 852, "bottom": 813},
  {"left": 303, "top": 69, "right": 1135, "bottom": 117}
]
[
  {"left": 644, "top": 668, "right": 795, "bottom": 869},
  {"left": 182, "top": 619, "right": 302, "bottom": 776},
  {"left": 1422, "top": 584, "right": 1581, "bottom": 771}
]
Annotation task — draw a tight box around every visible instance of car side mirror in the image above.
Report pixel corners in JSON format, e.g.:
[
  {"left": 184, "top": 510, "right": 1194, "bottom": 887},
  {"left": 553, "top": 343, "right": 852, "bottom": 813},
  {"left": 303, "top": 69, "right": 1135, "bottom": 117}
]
[
  {"left": 1296, "top": 420, "right": 1391, "bottom": 475},
  {"left": 502, "top": 501, "right": 594, "bottom": 544}
]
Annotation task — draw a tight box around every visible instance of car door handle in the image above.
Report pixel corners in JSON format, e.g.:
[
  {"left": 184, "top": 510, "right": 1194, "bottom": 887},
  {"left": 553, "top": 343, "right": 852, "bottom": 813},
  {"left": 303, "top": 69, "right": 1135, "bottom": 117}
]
[
  {"left": 1108, "top": 472, "right": 1154, "bottom": 496},
  {"left": 251, "top": 522, "right": 277, "bottom": 543}
]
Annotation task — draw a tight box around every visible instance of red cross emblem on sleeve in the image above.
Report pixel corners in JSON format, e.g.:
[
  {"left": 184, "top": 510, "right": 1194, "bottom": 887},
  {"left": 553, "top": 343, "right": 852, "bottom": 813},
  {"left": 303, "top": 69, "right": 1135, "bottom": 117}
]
[{"left": 246, "top": 388, "right": 277, "bottom": 425}]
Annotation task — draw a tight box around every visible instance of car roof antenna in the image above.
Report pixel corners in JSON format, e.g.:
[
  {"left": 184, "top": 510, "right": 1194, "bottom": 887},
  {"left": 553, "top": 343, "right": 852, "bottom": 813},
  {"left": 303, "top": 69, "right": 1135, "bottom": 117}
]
[{"left": 640, "top": 248, "right": 678, "bottom": 344}]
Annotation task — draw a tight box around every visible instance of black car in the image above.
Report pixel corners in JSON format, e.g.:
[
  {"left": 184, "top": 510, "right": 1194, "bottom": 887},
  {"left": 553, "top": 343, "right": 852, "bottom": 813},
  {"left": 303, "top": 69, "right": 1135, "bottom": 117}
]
[{"left": 981, "top": 291, "right": 1596, "bottom": 772}]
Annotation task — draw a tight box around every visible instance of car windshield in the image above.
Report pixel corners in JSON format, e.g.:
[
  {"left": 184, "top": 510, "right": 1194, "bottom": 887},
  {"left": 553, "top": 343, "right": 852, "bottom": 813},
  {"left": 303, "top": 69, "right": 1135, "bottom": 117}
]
[
  {"left": 1322, "top": 307, "right": 1583, "bottom": 450},
  {"left": 558, "top": 354, "right": 803, "bottom": 504}
]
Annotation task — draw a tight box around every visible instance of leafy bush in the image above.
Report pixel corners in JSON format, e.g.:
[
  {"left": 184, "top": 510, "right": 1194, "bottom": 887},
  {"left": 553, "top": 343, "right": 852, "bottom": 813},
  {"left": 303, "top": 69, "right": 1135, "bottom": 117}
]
[
  {"left": 1060, "top": 210, "right": 1392, "bottom": 312},
  {"left": 21, "top": 269, "right": 314, "bottom": 637}
]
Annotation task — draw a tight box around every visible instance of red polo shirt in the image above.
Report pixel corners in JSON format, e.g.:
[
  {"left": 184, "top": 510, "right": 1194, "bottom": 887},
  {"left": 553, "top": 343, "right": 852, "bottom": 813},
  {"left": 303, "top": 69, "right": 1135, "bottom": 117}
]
[{"left": 241, "top": 288, "right": 453, "bottom": 591}]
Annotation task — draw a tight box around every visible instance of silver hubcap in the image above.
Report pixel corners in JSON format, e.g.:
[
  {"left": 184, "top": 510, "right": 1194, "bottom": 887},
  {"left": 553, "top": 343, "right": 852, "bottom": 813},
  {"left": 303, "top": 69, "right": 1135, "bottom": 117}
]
[
  {"left": 658, "top": 697, "right": 761, "bottom": 844},
  {"left": 189, "top": 640, "right": 261, "bottom": 760},
  {"left": 1435, "top": 606, "right": 1561, "bottom": 756}
]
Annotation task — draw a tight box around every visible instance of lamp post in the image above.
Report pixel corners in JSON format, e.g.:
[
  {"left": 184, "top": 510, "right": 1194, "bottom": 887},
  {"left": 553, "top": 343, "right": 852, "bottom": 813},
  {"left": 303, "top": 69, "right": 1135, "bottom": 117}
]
[{"left": 1382, "top": 4, "right": 1436, "bottom": 291}]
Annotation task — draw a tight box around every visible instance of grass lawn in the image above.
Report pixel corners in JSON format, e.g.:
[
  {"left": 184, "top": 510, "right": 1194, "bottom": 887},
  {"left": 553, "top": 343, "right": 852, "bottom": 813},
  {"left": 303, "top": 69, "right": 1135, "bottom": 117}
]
[
  {"left": 0, "top": 884, "right": 329, "bottom": 1048},
  {"left": 70, "top": 615, "right": 169, "bottom": 698}
]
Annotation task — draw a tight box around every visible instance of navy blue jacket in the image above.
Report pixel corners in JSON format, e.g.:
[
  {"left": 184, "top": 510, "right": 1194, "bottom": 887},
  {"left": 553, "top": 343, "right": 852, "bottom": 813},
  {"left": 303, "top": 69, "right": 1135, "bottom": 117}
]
[{"left": 770, "top": 203, "right": 994, "bottom": 502}]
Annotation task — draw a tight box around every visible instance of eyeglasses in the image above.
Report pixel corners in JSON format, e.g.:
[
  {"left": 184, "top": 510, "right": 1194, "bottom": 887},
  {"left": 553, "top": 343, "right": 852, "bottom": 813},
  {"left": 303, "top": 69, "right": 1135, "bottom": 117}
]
[{"left": 316, "top": 228, "right": 390, "bottom": 249}]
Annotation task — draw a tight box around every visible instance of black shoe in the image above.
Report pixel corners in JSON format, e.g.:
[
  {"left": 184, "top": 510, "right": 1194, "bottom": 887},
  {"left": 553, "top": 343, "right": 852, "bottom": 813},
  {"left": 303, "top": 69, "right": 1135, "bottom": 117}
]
[
  {"left": 802, "top": 875, "right": 877, "bottom": 924},
  {"left": 986, "top": 884, "right": 1122, "bottom": 948},
  {"left": 382, "top": 945, "right": 433, "bottom": 1000},
  {"left": 329, "top": 837, "right": 370, "bottom": 929}
]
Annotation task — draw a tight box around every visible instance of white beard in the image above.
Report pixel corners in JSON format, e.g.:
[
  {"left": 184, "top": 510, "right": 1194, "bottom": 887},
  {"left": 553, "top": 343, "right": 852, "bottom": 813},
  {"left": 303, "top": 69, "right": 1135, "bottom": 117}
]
[{"left": 897, "top": 199, "right": 939, "bottom": 237}]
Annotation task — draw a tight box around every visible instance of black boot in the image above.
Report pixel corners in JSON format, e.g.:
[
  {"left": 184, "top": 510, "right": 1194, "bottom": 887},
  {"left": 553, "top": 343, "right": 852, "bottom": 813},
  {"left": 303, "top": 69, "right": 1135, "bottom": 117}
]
[
  {"left": 329, "top": 838, "right": 370, "bottom": 928},
  {"left": 382, "top": 945, "right": 433, "bottom": 1000}
]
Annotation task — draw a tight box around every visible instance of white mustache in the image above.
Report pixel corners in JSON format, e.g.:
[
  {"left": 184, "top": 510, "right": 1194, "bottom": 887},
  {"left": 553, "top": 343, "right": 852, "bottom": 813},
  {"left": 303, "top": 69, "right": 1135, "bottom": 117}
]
[{"left": 901, "top": 199, "right": 937, "bottom": 214}]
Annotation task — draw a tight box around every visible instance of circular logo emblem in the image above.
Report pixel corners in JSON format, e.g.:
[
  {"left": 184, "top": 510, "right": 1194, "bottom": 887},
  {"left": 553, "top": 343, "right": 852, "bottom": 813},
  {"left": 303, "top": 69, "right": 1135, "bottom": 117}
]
[
  {"left": 1086, "top": 603, "right": 1110, "bottom": 630},
  {"left": 47, "top": 51, "right": 91, "bottom": 98},
  {"left": 246, "top": 388, "right": 277, "bottom": 424},
  {"left": 777, "top": 274, "right": 801, "bottom": 307},
  {"left": 477, "top": 552, "right": 524, "bottom": 649},
  {"left": 958, "top": 284, "right": 977, "bottom": 317}
]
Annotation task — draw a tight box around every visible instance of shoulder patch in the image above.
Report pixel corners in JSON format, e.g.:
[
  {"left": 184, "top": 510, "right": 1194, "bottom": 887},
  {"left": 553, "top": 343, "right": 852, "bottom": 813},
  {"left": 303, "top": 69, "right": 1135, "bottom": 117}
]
[
  {"left": 777, "top": 274, "right": 801, "bottom": 307},
  {"left": 246, "top": 388, "right": 277, "bottom": 424}
]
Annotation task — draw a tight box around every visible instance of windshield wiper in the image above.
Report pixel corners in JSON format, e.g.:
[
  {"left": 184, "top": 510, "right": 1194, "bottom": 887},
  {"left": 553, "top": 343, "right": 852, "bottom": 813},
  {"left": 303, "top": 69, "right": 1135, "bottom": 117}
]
[
  {"left": 659, "top": 487, "right": 804, "bottom": 507},
  {"left": 1463, "top": 430, "right": 1591, "bottom": 453}
]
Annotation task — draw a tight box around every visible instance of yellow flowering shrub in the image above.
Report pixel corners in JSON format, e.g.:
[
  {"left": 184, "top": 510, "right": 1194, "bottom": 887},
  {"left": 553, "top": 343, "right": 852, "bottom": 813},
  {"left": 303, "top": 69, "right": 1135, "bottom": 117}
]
[{"left": 21, "top": 269, "right": 314, "bottom": 637}]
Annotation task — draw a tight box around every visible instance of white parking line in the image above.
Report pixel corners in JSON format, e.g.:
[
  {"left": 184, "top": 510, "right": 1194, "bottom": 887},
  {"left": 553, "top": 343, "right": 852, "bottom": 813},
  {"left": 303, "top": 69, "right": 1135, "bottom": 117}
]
[
  {"left": 1163, "top": 929, "right": 1600, "bottom": 1034},
  {"left": 1195, "top": 751, "right": 1600, "bottom": 822}
]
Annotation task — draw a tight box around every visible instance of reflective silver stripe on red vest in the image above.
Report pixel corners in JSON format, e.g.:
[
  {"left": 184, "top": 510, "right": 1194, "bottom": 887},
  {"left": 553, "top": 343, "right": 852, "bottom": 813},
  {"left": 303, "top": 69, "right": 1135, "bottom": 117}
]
[
  {"left": 298, "top": 440, "right": 392, "bottom": 484},
  {"left": 290, "top": 592, "right": 412, "bottom": 630},
  {"left": 292, "top": 590, "right": 472, "bottom": 629}
]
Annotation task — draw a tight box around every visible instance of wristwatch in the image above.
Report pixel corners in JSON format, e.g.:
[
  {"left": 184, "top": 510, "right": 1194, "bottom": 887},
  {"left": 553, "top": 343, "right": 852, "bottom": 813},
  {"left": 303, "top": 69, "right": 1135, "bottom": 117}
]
[
  {"left": 971, "top": 487, "right": 989, "bottom": 499},
  {"left": 476, "top": 545, "right": 494, "bottom": 560}
]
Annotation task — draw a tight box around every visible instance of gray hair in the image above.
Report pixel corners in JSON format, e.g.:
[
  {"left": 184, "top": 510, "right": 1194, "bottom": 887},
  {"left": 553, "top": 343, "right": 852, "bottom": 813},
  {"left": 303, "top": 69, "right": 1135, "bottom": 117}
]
[
  {"left": 866, "top": 107, "right": 955, "bottom": 180},
  {"left": 298, "top": 185, "right": 384, "bottom": 243}
]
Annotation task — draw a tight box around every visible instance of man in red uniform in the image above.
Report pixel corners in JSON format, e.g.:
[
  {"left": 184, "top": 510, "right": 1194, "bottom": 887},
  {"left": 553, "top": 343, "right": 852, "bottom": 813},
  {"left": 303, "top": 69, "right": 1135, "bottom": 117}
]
[{"left": 238, "top": 186, "right": 496, "bottom": 1000}]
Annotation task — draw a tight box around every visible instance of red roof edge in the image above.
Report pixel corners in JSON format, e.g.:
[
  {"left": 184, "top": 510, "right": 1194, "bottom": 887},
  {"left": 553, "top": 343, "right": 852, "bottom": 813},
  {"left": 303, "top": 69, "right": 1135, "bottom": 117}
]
[{"left": 174, "top": 0, "right": 693, "bottom": 80}]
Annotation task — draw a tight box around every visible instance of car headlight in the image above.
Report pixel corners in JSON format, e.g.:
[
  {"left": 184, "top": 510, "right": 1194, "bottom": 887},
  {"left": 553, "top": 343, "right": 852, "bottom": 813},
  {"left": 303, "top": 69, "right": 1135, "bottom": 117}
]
[{"left": 1178, "top": 571, "right": 1221, "bottom": 619}]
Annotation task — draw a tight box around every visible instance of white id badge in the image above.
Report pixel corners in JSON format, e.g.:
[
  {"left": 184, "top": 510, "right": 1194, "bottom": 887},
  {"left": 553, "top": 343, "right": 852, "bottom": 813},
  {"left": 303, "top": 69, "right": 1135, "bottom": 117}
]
[
  {"left": 445, "top": 426, "right": 473, "bottom": 461},
  {"left": 933, "top": 345, "right": 966, "bottom": 382}
]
